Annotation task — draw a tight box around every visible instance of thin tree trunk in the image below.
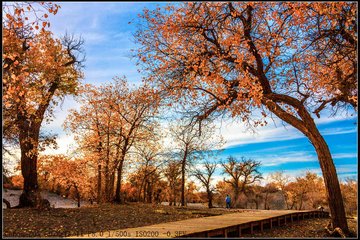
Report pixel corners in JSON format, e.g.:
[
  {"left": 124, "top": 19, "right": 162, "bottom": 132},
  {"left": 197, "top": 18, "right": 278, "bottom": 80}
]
[
  {"left": 299, "top": 193, "right": 304, "bottom": 210},
  {"left": 181, "top": 150, "right": 187, "bottom": 207},
  {"left": 207, "top": 190, "right": 213, "bottom": 208},
  {"left": 74, "top": 185, "right": 81, "bottom": 208},
  {"left": 114, "top": 160, "right": 124, "bottom": 203},
  {"left": 97, "top": 163, "right": 102, "bottom": 203},
  {"left": 104, "top": 125, "right": 111, "bottom": 201},
  {"left": 146, "top": 180, "right": 152, "bottom": 203},
  {"left": 264, "top": 192, "right": 268, "bottom": 210},
  {"left": 109, "top": 171, "right": 115, "bottom": 200},
  {"left": 181, "top": 163, "right": 185, "bottom": 206}
]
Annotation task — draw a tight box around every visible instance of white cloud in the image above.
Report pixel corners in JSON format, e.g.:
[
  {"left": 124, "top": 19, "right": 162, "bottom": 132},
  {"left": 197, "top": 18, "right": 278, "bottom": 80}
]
[
  {"left": 81, "top": 32, "right": 108, "bottom": 45},
  {"left": 216, "top": 118, "right": 303, "bottom": 148},
  {"left": 216, "top": 113, "right": 357, "bottom": 148},
  {"left": 321, "top": 127, "right": 357, "bottom": 136},
  {"left": 42, "top": 133, "right": 78, "bottom": 156},
  {"left": 258, "top": 151, "right": 316, "bottom": 167}
]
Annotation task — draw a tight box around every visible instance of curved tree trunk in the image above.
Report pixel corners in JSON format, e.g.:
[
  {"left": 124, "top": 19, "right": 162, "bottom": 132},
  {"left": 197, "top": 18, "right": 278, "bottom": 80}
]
[
  {"left": 265, "top": 97, "right": 349, "bottom": 234},
  {"left": 308, "top": 129, "right": 349, "bottom": 234}
]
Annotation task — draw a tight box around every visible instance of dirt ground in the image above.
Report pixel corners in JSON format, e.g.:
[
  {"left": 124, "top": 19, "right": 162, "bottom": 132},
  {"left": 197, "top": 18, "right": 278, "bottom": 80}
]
[
  {"left": 3, "top": 203, "right": 228, "bottom": 237},
  {"left": 3, "top": 203, "right": 357, "bottom": 238}
]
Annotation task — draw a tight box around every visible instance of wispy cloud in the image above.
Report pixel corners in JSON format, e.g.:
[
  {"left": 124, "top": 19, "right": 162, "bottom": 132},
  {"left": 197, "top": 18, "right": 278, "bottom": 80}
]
[
  {"left": 217, "top": 113, "right": 357, "bottom": 148},
  {"left": 332, "top": 153, "right": 358, "bottom": 159}
]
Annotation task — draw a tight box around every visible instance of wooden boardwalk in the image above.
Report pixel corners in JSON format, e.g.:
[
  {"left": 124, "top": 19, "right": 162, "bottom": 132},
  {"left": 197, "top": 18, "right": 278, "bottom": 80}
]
[{"left": 68, "top": 209, "right": 328, "bottom": 238}]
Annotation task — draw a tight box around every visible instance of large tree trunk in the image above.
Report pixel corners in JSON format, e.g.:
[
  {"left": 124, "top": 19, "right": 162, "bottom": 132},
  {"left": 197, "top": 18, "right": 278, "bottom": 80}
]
[
  {"left": 309, "top": 129, "right": 349, "bottom": 234},
  {"left": 114, "top": 160, "right": 124, "bottom": 203},
  {"left": 18, "top": 122, "right": 42, "bottom": 208},
  {"left": 234, "top": 188, "right": 240, "bottom": 208},
  {"left": 265, "top": 97, "right": 349, "bottom": 234}
]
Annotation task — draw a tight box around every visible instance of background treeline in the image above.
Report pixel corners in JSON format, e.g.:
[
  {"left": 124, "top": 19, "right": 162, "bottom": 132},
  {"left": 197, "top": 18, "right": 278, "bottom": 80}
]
[{"left": 4, "top": 154, "right": 357, "bottom": 217}]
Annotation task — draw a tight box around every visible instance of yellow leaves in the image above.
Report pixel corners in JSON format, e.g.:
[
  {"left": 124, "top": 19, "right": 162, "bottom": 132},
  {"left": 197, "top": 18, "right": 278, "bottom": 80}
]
[{"left": 42, "top": 21, "right": 47, "bottom": 28}]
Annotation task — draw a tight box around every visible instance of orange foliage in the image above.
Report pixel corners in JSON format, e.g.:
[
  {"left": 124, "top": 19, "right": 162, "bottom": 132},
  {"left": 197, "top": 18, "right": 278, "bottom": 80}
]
[
  {"left": 135, "top": 2, "right": 356, "bottom": 125},
  {"left": 38, "top": 154, "right": 96, "bottom": 200},
  {"left": 9, "top": 175, "right": 24, "bottom": 190}
]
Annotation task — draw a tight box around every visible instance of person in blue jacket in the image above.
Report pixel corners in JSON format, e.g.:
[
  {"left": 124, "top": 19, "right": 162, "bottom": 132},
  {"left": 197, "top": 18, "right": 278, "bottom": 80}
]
[{"left": 225, "top": 194, "right": 231, "bottom": 209}]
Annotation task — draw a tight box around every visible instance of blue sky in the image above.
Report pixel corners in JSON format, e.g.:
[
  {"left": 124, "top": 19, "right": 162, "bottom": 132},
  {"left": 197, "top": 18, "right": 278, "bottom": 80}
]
[{"left": 39, "top": 2, "right": 357, "bottom": 183}]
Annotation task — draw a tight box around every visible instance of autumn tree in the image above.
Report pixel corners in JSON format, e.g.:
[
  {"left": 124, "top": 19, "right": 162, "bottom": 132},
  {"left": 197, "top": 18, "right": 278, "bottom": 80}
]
[
  {"left": 38, "top": 154, "right": 95, "bottom": 207},
  {"left": 163, "top": 160, "right": 181, "bottom": 206},
  {"left": 192, "top": 161, "right": 217, "bottom": 208},
  {"left": 221, "top": 156, "right": 262, "bottom": 208},
  {"left": 109, "top": 81, "right": 160, "bottom": 203},
  {"left": 135, "top": 2, "right": 356, "bottom": 232},
  {"left": 340, "top": 178, "right": 357, "bottom": 217},
  {"left": 214, "top": 179, "right": 233, "bottom": 207},
  {"left": 185, "top": 181, "right": 200, "bottom": 204},
  {"left": 65, "top": 83, "right": 117, "bottom": 203},
  {"left": 3, "top": 2, "right": 84, "bottom": 207},
  {"left": 132, "top": 136, "right": 165, "bottom": 202},
  {"left": 245, "top": 184, "right": 265, "bottom": 209},
  {"left": 65, "top": 78, "right": 160, "bottom": 203},
  {"left": 270, "top": 171, "right": 292, "bottom": 209},
  {"left": 262, "top": 182, "right": 279, "bottom": 210},
  {"left": 294, "top": 172, "right": 327, "bottom": 210},
  {"left": 169, "top": 119, "right": 222, "bottom": 206}
]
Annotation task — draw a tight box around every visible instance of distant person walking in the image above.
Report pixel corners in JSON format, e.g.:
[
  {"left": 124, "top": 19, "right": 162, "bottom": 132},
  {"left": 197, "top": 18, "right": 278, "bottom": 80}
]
[{"left": 225, "top": 194, "right": 231, "bottom": 209}]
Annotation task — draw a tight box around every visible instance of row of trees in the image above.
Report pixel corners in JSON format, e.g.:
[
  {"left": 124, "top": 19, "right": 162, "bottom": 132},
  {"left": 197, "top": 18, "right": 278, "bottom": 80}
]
[{"left": 6, "top": 154, "right": 357, "bottom": 218}]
